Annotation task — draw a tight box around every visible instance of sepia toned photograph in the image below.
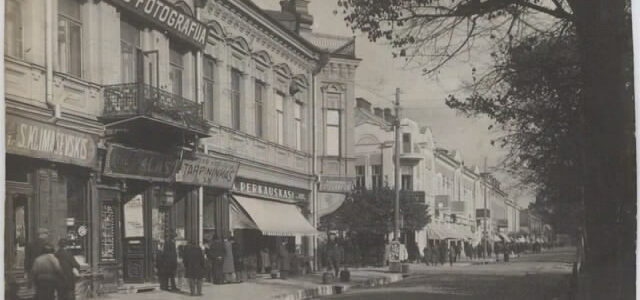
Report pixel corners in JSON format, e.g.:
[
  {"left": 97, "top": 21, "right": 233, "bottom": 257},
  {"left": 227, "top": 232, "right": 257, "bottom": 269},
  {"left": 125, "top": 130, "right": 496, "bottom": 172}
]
[{"left": 1, "top": 0, "right": 635, "bottom": 299}]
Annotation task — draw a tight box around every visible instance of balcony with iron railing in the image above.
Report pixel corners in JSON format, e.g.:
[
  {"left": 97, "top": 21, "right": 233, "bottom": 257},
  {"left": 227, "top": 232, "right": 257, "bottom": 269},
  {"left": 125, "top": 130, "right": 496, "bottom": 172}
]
[{"left": 102, "top": 83, "right": 210, "bottom": 136}]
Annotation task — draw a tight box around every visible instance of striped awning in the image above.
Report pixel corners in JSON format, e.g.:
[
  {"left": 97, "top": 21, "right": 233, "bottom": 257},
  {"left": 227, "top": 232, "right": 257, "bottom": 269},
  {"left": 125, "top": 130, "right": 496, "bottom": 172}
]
[{"left": 233, "top": 195, "right": 318, "bottom": 236}]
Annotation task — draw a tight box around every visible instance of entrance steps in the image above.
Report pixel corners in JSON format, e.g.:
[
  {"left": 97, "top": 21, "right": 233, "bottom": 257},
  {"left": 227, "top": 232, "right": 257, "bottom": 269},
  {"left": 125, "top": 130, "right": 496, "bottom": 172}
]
[{"left": 118, "top": 282, "right": 160, "bottom": 294}]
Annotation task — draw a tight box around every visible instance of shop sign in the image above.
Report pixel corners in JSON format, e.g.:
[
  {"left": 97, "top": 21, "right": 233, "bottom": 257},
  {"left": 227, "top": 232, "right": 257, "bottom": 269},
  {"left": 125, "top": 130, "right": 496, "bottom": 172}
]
[
  {"left": 319, "top": 176, "right": 355, "bottom": 193},
  {"left": 107, "top": 0, "right": 208, "bottom": 49},
  {"left": 5, "top": 115, "right": 98, "bottom": 168},
  {"left": 175, "top": 154, "right": 239, "bottom": 189},
  {"left": 232, "top": 178, "right": 308, "bottom": 202},
  {"left": 104, "top": 144, "right": 177, "bottom": 181}
]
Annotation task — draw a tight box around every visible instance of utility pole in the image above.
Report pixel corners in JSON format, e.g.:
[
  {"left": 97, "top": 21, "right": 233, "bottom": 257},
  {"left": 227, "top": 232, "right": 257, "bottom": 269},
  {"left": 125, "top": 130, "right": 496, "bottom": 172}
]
[
  {"left": 483, "top": 157, "right": 488, "bottom": 259},
  {"left": 394, "top": 88, "right": 401, "bottom": 241}
]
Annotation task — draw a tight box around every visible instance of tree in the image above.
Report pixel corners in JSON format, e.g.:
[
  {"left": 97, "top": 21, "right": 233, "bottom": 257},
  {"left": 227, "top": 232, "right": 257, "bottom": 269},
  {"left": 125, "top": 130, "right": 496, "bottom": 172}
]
[{"left": 338, "top": 0, "right": 634, "bottom": 298}]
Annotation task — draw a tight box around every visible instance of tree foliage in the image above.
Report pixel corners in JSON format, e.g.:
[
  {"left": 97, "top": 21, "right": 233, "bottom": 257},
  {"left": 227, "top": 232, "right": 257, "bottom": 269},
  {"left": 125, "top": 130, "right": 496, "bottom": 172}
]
[{"left": 320, "top": 187, "right": 430, "bottom": 234}]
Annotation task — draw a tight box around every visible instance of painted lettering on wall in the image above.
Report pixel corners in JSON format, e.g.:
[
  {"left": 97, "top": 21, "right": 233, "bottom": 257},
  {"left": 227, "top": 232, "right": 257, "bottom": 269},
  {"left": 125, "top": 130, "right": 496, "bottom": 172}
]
[
  {"left": 232, "top": 178, "right": 308, "bottom": 202},
  {"left": 6, "top": 115, "right": 97, "bottom": 168},
  {"left": 109, "top": 0, "right": 208, "bottom": 48}
]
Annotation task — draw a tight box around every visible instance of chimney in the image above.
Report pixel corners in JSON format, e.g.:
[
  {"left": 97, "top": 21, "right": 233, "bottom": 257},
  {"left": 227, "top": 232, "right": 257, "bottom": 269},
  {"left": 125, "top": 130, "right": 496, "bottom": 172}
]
[
  {"left": 383, "top": 108, "right": 394, "bottom": 122},
  {"left": 280, "top": 0, "right": 314, "bottom": 34},
  {"left": 356, "top": 97, "right": 372, "bottom": 111},
  {"left": 373, "top": 107, "right": 383, "bottom": 118}
]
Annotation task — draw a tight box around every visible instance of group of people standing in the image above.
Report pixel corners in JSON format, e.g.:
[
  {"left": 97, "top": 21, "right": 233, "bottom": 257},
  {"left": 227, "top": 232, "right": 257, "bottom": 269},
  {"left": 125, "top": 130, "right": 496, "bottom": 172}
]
[
  {"left": 24, "top": 228, "right": 82, "bottom": 300},
  {"left": 422, "top": 241, "right": 462, "bottom": 266}
]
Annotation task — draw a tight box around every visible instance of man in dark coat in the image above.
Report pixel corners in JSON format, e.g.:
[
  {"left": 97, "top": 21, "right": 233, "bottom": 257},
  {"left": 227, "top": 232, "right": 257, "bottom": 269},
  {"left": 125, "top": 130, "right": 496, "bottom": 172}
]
[
  {"left": 278, "top": 241, "right": 291, "bottom": 280},
  {"left": 325, "top": 235, "right": 342, "bottom": 277},
  {"left": 156, "top": 238, "right": 178, "bottom": 291},
  {"left": 26, "top": 228, "right": 50, "bottom": 282},
  {"left": 207, "top": 235, "right": 226, "bottom": 284},
  {"left": 183, "top": 240, "right": 206, "bottom": 296},
  {"left": 55, "top": 239, "right": 81, "bottom": 300},
  {"left": 31, "top": 243, "right": 60, "bottom": 300}
]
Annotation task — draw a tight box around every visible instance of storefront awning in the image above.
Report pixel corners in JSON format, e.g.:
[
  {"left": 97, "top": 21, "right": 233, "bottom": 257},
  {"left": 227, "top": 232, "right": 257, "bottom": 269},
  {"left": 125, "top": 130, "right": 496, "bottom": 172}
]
[
  {"left": 230, "top": 199, "right": 258, "bottom": 230},
  {"left": 233, "top": 195, "right": 318, "bottom": 236},
  {"left": 498, "top": 233, "right": 511, "bottom": 242}
]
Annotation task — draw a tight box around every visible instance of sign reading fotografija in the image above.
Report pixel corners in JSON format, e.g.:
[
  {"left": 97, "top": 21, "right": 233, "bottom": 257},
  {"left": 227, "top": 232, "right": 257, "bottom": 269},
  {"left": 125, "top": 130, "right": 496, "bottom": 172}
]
[
  {"left": 108, "top": 0, "right": 208, "bottom": 48},
  {"left": 5, "top": 115, "right": 97, "bottom": 168},
  {"left": 175, "top": 154, "right": 239, "bottom": 189},
  {"left": 104, "top": 144, "right": 177, "bottom": 181}
]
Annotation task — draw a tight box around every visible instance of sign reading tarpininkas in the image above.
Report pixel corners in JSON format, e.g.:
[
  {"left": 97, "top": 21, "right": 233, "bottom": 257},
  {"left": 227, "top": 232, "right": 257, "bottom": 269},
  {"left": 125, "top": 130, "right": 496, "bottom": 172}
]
[
  {"left": 5, "top": 115, "right": 97, "bottom": 168},
  {"left": 175, "top": 154, "right": 239, "bottom": 189},
  {"left": 107, "top": 0, "right": 208, "bottom": 48}
]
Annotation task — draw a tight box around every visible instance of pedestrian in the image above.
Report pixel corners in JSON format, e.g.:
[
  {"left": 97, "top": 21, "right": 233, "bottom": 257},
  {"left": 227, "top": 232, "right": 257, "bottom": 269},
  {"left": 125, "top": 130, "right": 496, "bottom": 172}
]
[
  {"left": 231, "top": 237, "right": 244, "bottom": 282},
  {"left": 202, "top": 239, "right": 212, "bottom": 282},
  {"left": 259, "top": 247, "right": 271, "bottom": 273},
  {"left": 278, "top": 240, "right": 291, "bottom": 279},
  {"left": 448, "top": 245, "right": 456, "bottom": 266},
  {"left": 439, "top": 243, "right": 446, "bottom": 265},
  {"left": 156, "top": 237, "right": 178, "bottom": 291},
  {"left": 222, "top": 236, "right": 236, "bottom": 283},
  {"left": 26, "top": 228, "right": 50, "bottom": 283},
  {"left": 176, "top": 241, "right": 186, "bottom": 290},
  {"left": 207, "top": 235, "right": 226, "bottom": 284},
  {"left": 503, "top": 242, "right": 510, "bottom": 262},
  {"left": 325, "top": 234, "right": 342, "bottom": 277},
  {"left": 183, "top": 240, "right": 206, "bottom": 296},
  {"left": 31, "top": 243, "right": 61, "bottom": 300},
  {"left": 422, "top": 246, "right": 430, "bottom": 266},
  {"left": 55, "top": 239, "right": 81, "bottom": 300}
]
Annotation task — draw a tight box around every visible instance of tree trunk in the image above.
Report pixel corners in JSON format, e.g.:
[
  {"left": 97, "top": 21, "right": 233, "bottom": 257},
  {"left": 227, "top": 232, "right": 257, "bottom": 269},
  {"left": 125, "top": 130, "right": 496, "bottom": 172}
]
[{"left": 572, "top": 0, "right": 636, "bottom": 299}]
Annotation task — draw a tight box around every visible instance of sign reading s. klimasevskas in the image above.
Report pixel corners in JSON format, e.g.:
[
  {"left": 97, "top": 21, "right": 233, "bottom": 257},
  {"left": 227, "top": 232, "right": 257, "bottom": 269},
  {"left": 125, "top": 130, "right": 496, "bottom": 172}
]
[{"left": 108, "top": 0, "right": 208, "bottom": 48}]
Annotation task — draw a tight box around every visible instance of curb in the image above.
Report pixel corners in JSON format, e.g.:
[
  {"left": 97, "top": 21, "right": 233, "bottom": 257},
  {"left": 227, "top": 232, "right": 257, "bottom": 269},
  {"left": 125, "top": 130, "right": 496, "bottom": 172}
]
[{"left": 273, "top": 272, "right": 404, "bottom": 300}]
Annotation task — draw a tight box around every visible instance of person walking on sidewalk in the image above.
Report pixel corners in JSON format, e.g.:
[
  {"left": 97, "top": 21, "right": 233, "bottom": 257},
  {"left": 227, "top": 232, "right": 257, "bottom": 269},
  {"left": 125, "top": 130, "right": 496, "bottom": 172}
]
[
  {"left": 183, "top": 240, "right": 206, "bottom": 296},
  {"left": 448, "top": 245, "right": 455, "bottom": 267},
  {"left": 223, "top": 236, "right": 236, "bottom": 283},
  {"left": 55, "top": 239, "right": 81, "bottom": 300},
  {"left": 207, "top": 235, "right": 226, "bottom": 284},
  {"left": 278, "top": 240, "right": 291, "bottom": 279},
  {"left": 31, "top": 243, "right": 62, "bottom": 300},
  {"left": 157, "top": 237, "right": 179, "bottom": 291},
  {"left": 26, "top": 228, "right": 50, "bottom": 285},
  {"left": 325, "top": 234, "right": 342, "bottom": 278}
]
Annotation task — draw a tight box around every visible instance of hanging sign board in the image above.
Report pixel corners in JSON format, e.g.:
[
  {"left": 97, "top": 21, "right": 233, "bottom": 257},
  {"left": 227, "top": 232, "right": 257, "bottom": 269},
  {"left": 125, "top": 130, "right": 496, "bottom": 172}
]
[
  {"left": 107, "top": 0, "right": 208, "bottom": 49},
  {"left": 318, "top": 176, "right": 355, "bottom": 193},
  {"left": 5, "top": 115, "right": 98, "bottom": 168},
  {"left": 103, "top": 144, "right": 177, "bottom": 181},
  {"left": 175, "top": 154, "right": 239, "bottom": 189}
]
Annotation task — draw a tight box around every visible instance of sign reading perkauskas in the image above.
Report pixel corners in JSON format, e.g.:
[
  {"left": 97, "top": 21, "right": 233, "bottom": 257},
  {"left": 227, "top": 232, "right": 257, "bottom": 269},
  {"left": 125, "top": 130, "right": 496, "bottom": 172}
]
[
  {"left": 233, "top": 178, "right": 308, "bottom": 202},
  {"left": 175, "top": 154, "right": 239, "bottom": 189},
  {"left": 5, "top": 115, "right": 97, "bottom": 168},
  {"left": 108, "top": 0, "right": 208, "bottom": 49}
]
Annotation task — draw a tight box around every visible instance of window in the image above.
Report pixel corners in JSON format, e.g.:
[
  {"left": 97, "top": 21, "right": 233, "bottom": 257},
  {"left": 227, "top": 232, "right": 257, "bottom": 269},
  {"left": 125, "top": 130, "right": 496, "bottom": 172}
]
[
  {"left": 203, "top": 57, "right": 216, "bottom": 121},
  {"left": 169, "top": 45, "right": 184, "bottom": 96},
  {"left": 294, "top": 101, "right": 303, "bottom": 150},
  {"left": 120, "top": 20, "right": 140, "bottom": 83},
  {"left": 355, "top": 166, "right": 365, "bottom": 188},
  {"left": 255, "top": 81, "right": 265, "bottom": 138},
  {"left": 58, "top": 0, "right": 82, "bottom": 77},
  {"left": 5, "top": 0, "right": 22, "bottom": 58},
  {"left": 401, "top": 175, "right": 413, "bottom": 191},
  {"left": 371, "top": 165, "right": 382, "bottom": 189},
  {"left": 326, "top": 109, "right": 341, "bottom": 156},
  {"left": 402, "top": 133, "right": 411, "bottom": 153},
  {"left": 275, "top": 92, "right": 285, "bottom": 144},
  {"left": 230, "top": 69, "right": 242, "bottom": 130}
]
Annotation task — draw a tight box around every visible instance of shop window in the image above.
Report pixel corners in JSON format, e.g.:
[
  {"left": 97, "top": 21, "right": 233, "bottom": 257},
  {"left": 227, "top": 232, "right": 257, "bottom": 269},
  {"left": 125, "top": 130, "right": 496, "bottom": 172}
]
[
  {"left": 99, "top": 189, "right": 119, "bottom": 262},
  {"left": 170, "top": 45, "right": 184, "bottom": 96},
  {"left": 326, "top": 109, "right": 341, "bottom": 156},
  {"left": 5, "top": 0, "right": 22, "bottom": 58},
  {"left": 64, "top": 174, "right": 88, "bottom": 264},
  {"left": 5, "top": 193, "right": 28, "bottom": 270},
  {"left": 230, "top": 69, "right": 242, "bottom": 130},
  {"left": 203, "top": 56, "right": 216, "bottom": 121},
  {"left": 58, "top": 0, "right": 82, "bottom": 77},
  {"left": 120, "top": 19, "right": 141, "bottom": 83},
  {"left": 275, "top": 92, "right": 285, "bottom": 144},
  {"left": 255, "top": 80, "right": 265, "bottom": 138}
]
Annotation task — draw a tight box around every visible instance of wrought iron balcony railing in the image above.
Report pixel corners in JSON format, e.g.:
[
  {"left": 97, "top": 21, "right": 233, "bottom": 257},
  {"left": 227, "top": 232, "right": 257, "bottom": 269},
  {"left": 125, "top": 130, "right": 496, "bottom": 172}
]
[{"left": 103, "top": 83, "right": 208, "bottom": 133}]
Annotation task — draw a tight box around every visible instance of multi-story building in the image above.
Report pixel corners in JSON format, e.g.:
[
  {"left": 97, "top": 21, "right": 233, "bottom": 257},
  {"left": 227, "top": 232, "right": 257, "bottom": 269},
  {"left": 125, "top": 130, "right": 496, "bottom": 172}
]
[{"left": 4, "top": 0, "right": 358, "bottom": 295}]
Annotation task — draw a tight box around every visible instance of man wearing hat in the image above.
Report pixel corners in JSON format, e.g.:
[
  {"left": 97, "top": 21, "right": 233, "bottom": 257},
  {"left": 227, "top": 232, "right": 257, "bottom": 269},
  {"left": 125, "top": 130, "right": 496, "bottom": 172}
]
[{"left": 26, "top": 228, "right": 50, "bottom": 281}]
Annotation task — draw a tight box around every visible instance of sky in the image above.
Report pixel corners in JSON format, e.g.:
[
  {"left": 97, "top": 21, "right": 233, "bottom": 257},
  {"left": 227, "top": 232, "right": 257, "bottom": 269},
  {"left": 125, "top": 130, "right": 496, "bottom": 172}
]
[{"left": 252, "top": 0, "right": 534, "bottom": 205}]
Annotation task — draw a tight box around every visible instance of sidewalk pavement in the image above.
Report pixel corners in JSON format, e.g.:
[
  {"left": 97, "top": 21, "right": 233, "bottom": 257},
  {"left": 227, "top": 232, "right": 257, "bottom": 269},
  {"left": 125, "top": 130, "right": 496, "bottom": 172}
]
[{"left": 95, "top": 268, "right": 404, "bottom": 300}]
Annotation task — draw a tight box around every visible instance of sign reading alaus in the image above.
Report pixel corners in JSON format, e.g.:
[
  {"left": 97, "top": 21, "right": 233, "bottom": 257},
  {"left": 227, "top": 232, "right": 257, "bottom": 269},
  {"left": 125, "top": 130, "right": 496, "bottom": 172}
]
[
  {"left": 175, "top": 154, "right": 239, "bottom": 189},
  {"left": 5, "top": 115, "right": 97, "bottom": 168},
  {"left": 108, "top": 0, "right": 208, "bottom": 48}
]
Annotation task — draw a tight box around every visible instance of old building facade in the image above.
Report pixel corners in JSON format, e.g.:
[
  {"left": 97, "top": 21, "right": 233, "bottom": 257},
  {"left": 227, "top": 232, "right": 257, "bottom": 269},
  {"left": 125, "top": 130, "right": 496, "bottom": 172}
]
[{"left": 4, "top": 0, "right": 358, "bottom": 295}]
